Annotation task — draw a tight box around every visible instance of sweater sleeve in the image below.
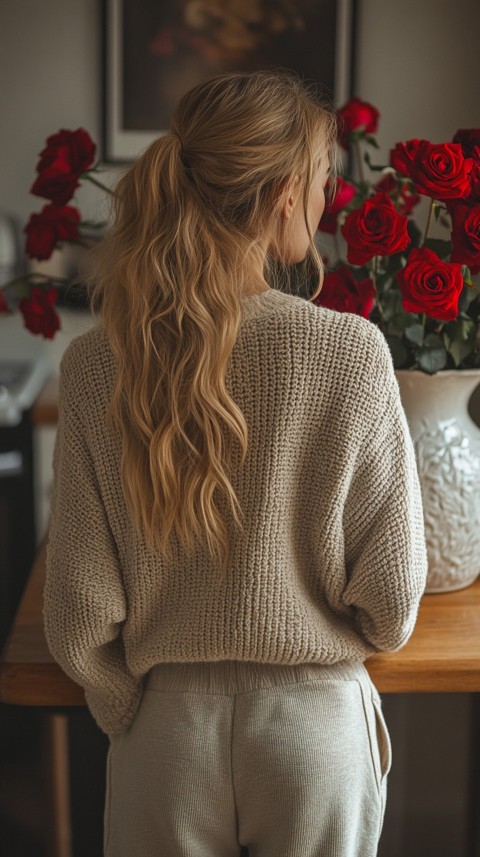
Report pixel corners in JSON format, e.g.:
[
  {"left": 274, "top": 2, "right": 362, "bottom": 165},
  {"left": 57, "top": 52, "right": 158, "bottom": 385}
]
[
  {"left": 340, "top": 328, "right": 428, "bottom": 652},
  {"left": 43, "top": 349, "right": 143, "bottom": 736}
]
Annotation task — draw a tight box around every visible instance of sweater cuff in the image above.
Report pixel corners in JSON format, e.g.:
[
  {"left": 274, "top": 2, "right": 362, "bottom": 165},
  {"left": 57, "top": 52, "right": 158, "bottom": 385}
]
[{"left": 84, "top": 680, "right": 143, "bottom": 736}]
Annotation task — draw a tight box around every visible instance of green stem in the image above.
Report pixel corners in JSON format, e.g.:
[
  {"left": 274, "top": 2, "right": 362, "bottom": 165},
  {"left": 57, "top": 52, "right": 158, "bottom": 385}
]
[
  {"left": 354, "top": 139, "right": 365, "bottom": 186},
  {"left": 422, "top": 199, "right": 435, "bottom": 246},
  {"left": 4, "top": 273, "right": 69, "bottom": 287},
  {"left": 68, "top": 237, "right": 97, "bottom": 249},
  {"left": 371, "top": 256, "right": 386, "bottom": 331},
  {"left": 83, "top": 173, "right": 115, "bottom": 195}
]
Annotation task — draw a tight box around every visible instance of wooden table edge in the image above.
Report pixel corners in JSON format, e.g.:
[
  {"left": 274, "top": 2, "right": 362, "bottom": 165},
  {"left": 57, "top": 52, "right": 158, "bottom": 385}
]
[
  {"left": 31, "top": 375, "right": 59, "bottom": 425},
  {"left": 2, "top": 658, "right": 480, "bottom": 707},
  {"left": 366, "top": 660, "right": 480, "bottom": 693},
  {"left": 0, "top": 662, "right": 85, "bottom": 707},
  {"left": 2, "top": 537, "right": 480, "bottom": 706}
]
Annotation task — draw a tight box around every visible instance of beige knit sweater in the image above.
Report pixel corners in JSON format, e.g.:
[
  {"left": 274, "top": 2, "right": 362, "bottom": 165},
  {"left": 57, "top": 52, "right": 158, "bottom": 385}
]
[{"left": 44, "top": 288, "right": 428, "bottom": 736}]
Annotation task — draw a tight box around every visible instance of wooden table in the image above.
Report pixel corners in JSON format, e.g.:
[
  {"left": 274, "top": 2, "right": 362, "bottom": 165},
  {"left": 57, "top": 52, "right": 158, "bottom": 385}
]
[{"left": 2, "top": 539, "right": 480, "bottom": 705}]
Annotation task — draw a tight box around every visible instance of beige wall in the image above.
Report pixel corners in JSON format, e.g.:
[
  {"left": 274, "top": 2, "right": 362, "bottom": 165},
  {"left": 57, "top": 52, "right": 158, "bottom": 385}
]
[
  {"left": 356, "top": 0, "right": 480, "bottom": 156},
  {"left": 0, "top": 0, "right": 102, "bottom": 228}
]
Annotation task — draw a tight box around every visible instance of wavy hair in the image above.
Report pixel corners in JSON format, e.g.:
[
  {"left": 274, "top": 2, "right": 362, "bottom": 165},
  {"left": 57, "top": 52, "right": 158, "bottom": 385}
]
[{"left": 86, "top": 69, "right": 338, "bottom": 578}]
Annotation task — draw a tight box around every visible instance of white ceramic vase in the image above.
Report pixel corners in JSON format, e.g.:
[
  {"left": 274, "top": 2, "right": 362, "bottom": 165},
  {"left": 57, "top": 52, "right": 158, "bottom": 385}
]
[{"left": 395, "top": 369, "right": 480, "bottom": 593}]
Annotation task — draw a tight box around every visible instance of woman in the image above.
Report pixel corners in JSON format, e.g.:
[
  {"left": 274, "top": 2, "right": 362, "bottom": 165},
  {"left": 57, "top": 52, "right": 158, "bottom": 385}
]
[{"left": 44, "top": 70, "right": 428, "bottom": 856}]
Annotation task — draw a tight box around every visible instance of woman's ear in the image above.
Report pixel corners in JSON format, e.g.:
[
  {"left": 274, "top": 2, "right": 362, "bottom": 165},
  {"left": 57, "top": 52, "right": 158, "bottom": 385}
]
[{"left": 280, "top": 175, "right": 301, "bottom": 221}]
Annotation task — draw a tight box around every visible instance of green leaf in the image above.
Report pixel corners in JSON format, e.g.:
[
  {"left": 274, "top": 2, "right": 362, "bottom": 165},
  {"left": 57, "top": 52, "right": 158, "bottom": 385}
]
[
  {"left": 385, "top": 335, "right": 409, "bottom": 368},
  {"left": 444, "top": 316, "right": 476, "bottom": 343},
  {"left": 423, "top": 238, "right": 452, "bottom": 260},
  {"left": 407, "top": 219, "right": 423, "bottom": 248},
  {"left": 431, "top": 202, "right": 445, "bottom": 223},
  {"left": 350, "top": 129, "right": 363, "bottom": 142},
  {"left": 458, "top": 280, "right": 478, "bottom": 313},
  {"left": 363, "top": 150, "right": 386, "bottom": 172},
  {"left": 446, "top": 338, "right": 471, "bottom": 367},
  {"left": 405, "top": 323, "right": 424, "bottom": 346},
  {"left": 443, "top": 316, "right": 477, "bottom": 366},
  {"left": 379, "top": 288, "right": 402, "bottom": 321},
  {"left": 459, "top": 318, "right": 476, "bottom": 340},
  {"left": 424, "top": 333, "right": 444, "bottom": 348},
  {"left": 364, "top": 134, "right": 380, "bottom": 149},
  {"left": 387, "top": 307, "right": 419, "bottom": 335},
  {"left": 417, "top": 345, "right": 448, "bottom": 373},
  {"left": 79, "top": 220, "right": 107, "bottom": 231}
]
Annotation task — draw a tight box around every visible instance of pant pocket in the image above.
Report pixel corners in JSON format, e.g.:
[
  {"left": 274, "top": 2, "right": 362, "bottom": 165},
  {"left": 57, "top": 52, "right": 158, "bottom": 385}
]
[
  {"left": 371, "top": 692, "right": 392, "bottom": 785},
  {"left": 103, "top": 743, "right": 116, "bottom": 856},
  {"left": 358, "top": 682, "right": 392, "bottom": 796}
]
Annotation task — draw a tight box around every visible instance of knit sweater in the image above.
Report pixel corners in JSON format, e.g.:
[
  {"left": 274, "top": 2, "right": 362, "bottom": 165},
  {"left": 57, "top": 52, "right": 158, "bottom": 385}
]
[{"left": 44, "top": 288, "right": 428, "bottom": 736}]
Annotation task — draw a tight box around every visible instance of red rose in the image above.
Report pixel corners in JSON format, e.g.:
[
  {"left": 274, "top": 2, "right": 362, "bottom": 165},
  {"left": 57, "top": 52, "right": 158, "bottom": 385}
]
[
  {"left": 31, "top": 128, "right": 96, "bottom": 205},
  {"left": 19, "top": 287, "right": 60, "bottom": 339},
  {"left": 374, "top": 172, "right": 420, "bottom": 217},
  {"left": 30, "top": 171, "right": 80, "bottom": 206},
  {"left": 390, "top": 139, "right": 422, "bottom": 175},
  {"left": 318, "top": 178, "right": 356, "bottom": 234},
  {"left": 453, "top": 128, "right": 480, "bottom": 158},
  {"left": 36, "top": 128, "right": 96, "bottom": 175},
  {"left": 313, "top": 265, "right": 376, "bottom": 318},
  {"left": 391, "top": 139, "right": 472, "bottom": 200},
  {"left": 449, "top": 202, "right": 480, "bottom": 274},
  {"left": 337, "top": 98, "right": 380, "bottom": 149},
  {"left": 0, "top": 289, "right": 10, "bottom": 314},
  {"left": 341, "top": 191, "right": 410, "bottom": 265},
  {"left": 397, "top": 247, "right": 463, "bottom": 320},
  {"left": 24, "top": 203, "right": 80, "bottom": 261},
  {"left": 459, "top": 146, "right": 480, "bottom": 205}
]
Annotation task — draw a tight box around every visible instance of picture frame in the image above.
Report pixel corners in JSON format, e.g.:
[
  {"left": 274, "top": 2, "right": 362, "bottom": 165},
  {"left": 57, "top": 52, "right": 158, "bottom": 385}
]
[{"left": 102, "top": 0, "right": 356, "bottom": 164}]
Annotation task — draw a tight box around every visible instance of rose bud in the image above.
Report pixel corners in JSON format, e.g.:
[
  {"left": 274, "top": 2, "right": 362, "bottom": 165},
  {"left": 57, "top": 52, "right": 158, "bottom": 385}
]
[{"left": 337, "top": 98, "right": 380, "bottom": 149}]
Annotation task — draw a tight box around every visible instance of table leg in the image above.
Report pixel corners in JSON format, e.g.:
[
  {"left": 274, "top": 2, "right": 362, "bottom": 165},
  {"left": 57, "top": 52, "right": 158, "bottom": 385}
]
[
  {"left": 466, "top": 693, "right": 480, "bottom": 857},
  {"left": 45, "top": 713, "right": 72, "bottom": 857}
]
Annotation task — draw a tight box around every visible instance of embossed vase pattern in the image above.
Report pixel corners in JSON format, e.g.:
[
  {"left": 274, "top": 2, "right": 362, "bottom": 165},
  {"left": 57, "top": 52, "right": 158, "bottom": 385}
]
[{"left": 395, "top": 370, "right": 480, "bottom": 593}]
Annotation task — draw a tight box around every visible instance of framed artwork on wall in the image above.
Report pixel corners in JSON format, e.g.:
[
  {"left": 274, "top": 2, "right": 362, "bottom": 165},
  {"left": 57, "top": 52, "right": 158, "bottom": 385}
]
[{"left": 102, "top": 0, "right": 356, "bottom": 163}]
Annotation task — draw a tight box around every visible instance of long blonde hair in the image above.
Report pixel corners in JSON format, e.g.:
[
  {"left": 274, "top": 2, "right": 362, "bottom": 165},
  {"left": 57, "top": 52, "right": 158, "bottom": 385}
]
[{"left": 87, "top": 69, "right": 338, "bottom": 578}]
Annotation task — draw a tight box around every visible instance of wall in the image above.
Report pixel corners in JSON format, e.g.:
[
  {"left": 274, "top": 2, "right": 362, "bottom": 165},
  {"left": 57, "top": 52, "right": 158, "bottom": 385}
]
[
  {"left": 356, "top": 0, "right": 480, "bottom": 153},
  {"left": 0, "top": 2, "right": 478, "bottom": 855},
  {"left": 0, "top": 0, "right": 101, "bottom": 229}
]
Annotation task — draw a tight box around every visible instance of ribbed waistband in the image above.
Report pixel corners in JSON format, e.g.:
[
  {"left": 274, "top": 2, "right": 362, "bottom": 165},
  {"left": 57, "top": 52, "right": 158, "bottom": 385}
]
[{"left": 145, "top": 659, "right": 375, "bottom": 696}]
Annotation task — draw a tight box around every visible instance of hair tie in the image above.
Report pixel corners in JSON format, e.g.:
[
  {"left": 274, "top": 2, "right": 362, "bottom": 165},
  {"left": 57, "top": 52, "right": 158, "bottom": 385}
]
[{"left": 173, "top": 132, "right": 191, "bottom": 170}]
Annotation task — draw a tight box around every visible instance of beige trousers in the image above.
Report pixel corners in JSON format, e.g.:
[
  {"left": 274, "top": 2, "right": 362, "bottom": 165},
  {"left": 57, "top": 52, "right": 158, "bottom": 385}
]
[{"left": 104, "top": 659, "right": 391, "bottom": 857}]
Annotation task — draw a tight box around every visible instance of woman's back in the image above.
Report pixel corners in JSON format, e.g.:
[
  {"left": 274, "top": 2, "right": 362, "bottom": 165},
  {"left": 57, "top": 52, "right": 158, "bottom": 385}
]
[
  {"left": 45, "top": 287, "right": 426, "bottom": 736},
  {"left": 43, "top": 69, "right": 427, "bottom": 857}
]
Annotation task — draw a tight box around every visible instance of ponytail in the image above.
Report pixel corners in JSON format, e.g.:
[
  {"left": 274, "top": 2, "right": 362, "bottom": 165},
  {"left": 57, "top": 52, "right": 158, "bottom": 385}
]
[
  {"left": 88, "top": 132, "right": 253, "bottom": 579},
  {"left": 85, "top": 70, "right": 338, "bottom": 579}
]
